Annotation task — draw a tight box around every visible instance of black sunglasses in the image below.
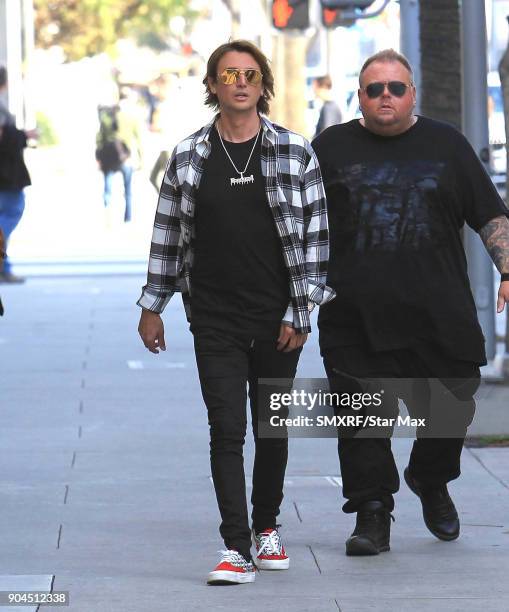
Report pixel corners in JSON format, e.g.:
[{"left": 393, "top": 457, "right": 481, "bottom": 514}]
[{"left": 363, "top": 81, "right": 412, "bottom": 99}]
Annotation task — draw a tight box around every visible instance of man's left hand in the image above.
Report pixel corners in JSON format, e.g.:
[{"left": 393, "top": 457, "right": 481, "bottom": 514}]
[
  {"left": 277, "top": 324, "right": 308, "bottom": 352},
  {"left": 497, "top": 281, "right": 509, "bottom": 313}
]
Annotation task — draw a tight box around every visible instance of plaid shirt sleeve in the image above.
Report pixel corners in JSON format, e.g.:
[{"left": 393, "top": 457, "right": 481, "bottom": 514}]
[
  {"left": 301, "top": 142, "right": 336, "bottom": 305},
  {"left": 280, "top": 139, "right": 335, "bottom": 330},
  {"left": 137, "top": 147, "right": 183, "bottom": 312}
]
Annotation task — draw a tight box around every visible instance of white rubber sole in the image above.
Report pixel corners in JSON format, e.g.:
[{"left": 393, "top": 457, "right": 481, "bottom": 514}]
[
  {"left": 207, "top": 570, "right": 255, "bottom": 585},
  {"left": 254, "top": 557, "right": 290, "bottom": 570}
]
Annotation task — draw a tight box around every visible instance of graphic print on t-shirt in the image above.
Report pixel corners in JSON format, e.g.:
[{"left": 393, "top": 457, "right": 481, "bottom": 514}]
[
  {"left": 191, "top": 126, "right": 289, "bottom": 339},
  {"left": 330, "top": 160, "right": 446, "bottom": 253}
]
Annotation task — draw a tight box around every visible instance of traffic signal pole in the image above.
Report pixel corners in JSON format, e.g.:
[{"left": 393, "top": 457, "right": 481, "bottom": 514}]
[
  {"left": 0, "top": 0, "right": 24, "bottom": 123},
  {"left": 0, "top": 0, "right": 34, "bottom": 128},
  {"left": 461, "top": 0, "right": 496, "bottom": 363},
  {"left": 399, "top": 0, "right": 421, "bottom": 114}
]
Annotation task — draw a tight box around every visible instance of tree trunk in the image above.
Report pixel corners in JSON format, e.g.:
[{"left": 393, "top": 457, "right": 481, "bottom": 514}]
[
  {"left": 419, "top": 0, "right": 462, "bottom": 129},
  {"left": 499, "top": 24, "right": 509, "bottom": 204},
  {"left": 270, "top": 34, "right": 308, "bottom": 136}
]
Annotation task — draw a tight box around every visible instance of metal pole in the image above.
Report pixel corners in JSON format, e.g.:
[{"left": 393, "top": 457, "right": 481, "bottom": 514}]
[
  {"left": 0, "top": 0, "right": 9, "bottom": 111},
  {"left": 399, "top": 0, "right": 421, "bottom": 113},
  {"left": 505, "top": 310, "right": 509, "bottom": 377},
  {"left": 326, "top": 28, "right": 333, "bottom": 75},
  {"left": 0, "top": 0, "right": 24, "bottom": 126},
  {"left": 461, "top": 0, "right": 496, "bottom": 362},
  {"left": 22, "top": 0, "right": 36, "bottom": 129}
]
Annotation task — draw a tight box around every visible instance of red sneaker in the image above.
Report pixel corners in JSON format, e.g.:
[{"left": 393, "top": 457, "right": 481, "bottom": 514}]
[
  {"left": 252, "top": 527, "right": 290, "bottom": 570},
  {"left": 207, "top": 550, "right": 255, "bottom": 585}
]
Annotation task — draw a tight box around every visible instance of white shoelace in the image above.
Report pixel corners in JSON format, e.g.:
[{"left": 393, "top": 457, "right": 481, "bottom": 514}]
[
  {"left": 217, "top": 549, "right": 252, "bottom": 569},
  {"left": 254, "top": 529, "right": 283, "bottom": 557}
]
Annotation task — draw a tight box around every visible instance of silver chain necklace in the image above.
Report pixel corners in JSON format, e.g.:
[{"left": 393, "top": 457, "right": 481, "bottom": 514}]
[{"left": 216, "top": 122, "right": 261, "bottom": 187}]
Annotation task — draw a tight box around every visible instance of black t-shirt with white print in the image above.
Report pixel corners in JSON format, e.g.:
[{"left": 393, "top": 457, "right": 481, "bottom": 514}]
[
  {"left": 312, "top": 116, "right": 509, "bottom": 364},
  {"left": 191, "top": 125, "right": 289, "bottom": 339}
]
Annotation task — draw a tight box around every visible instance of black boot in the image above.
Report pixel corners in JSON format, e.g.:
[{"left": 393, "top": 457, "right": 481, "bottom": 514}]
[
  {"left": 404, "top": 467, "right": 459, "bottom": 541},
  {"left": 345, "top": 501, "right": 394, "bottom": 556}
]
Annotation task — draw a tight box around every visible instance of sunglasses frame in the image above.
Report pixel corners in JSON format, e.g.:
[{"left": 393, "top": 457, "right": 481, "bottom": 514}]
[
  {"left": 218, "top": 68, "right": 263, "bottom": 86},
  {"left": 362, "top": 80, "right": 413, "bottom": 99}
]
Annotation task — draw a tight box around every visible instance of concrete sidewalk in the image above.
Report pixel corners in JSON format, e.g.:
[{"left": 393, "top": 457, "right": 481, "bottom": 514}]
[{"left": 0, "top": 276, "right": 508, "bottom": 612}]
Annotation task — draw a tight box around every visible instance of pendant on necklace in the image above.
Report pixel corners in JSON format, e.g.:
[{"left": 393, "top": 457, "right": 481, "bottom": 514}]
[{"left": 230, "top": 172, "right": 254, "bottom": 187}]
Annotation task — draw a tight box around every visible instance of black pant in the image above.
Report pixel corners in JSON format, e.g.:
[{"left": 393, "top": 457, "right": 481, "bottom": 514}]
[
  {"left": 323, "top": 343, "right": 480, "bottom": 513},
  {"left": 193, "top": 328, "right": 301, "bottom": 560}
]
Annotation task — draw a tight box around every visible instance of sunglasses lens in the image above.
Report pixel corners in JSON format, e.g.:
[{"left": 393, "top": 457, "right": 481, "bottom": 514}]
[
  {"left": 245, "top": 70, "right": 262, "bottom": 85},
  {"left": 366, "top": 83, "right": 385, "bottom": 99},
  {"left": 221, "top": 70, "right": 237, "bottom": 85},
  {"left": 388, "top": 81, "right": 407, "bottom": 97}
]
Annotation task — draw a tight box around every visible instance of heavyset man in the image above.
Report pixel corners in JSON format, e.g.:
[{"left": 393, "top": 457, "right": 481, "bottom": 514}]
[
  {"left": 137, "top": 40, "right": 333, "bottom": 584},
  {"left": 313, "top": 49, "right": 509, "bottom": 556}
]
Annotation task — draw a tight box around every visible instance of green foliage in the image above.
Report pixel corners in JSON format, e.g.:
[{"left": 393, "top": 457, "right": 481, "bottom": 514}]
[
  {"left": 35, "top": 111, "right": 58, "bottom": 146},
  {"left": 34, "top": 0, "right": 196, "bottom": 61}
]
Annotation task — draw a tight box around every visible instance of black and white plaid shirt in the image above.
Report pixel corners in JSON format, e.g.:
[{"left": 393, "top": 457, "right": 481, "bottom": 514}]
[{"left": 137, "top": 114, "right": 335, "bottom": 334}]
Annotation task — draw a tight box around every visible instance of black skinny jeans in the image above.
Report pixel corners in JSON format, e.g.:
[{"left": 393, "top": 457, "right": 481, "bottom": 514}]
[
  {"left": 323, "top": 342, "right": 480, "bottom": 513},
  {"left": 194, "top": 328, "right": 301, "bottom": 561}
]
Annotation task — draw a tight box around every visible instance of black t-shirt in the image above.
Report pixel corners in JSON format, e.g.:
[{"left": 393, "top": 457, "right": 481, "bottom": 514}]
[
  {"left": 312, "top": 116, "right": 509, "bottom": 364},
  {"left": 190, "top": 125, "right": 289, "bottom": 339}
]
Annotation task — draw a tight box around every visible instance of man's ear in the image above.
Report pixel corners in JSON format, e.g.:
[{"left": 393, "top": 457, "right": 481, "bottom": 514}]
[{"left": 208, "top": 76, "right": 217, "bottom": 95}]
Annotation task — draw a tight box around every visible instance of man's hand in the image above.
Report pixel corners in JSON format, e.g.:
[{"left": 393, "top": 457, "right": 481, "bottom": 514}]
[
  {"left": 138, "top": 309, "right": 166, "bottom": 354},
  {"left": 497, "top": 281, "right": 509, "bottom": 313},
  {"left": 277, "top": 323, "right": 308, "bottom": 352}
]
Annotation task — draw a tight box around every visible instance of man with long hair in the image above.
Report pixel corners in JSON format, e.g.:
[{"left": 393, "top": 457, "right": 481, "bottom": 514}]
[{"left": 137, "top": 40, "right": 334, "bottom": 584}]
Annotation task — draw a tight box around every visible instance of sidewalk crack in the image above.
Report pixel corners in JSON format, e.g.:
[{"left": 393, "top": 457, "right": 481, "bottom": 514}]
[
  {"left": 56, "top": 524, "right": 63, "bottom": 549},
  {"left": 307, "top": 544, "right": 322, "bottom": 574},
  {"left": 466, "top": 447, "right": 509, "bottom": 491}
]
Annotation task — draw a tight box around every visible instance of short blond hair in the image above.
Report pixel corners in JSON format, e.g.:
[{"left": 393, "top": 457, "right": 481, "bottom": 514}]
[{"left": 359, "top": 49, "right": 413, "bottom": 86}]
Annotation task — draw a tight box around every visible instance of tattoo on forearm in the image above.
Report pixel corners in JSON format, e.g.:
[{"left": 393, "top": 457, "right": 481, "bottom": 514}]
[{"left": 478, "top": 215, "right": 509, "bottom": 274}]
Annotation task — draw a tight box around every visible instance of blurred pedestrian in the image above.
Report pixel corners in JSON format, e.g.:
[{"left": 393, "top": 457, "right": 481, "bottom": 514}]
[
  {"left": 149, "top": 149, "right": 170, "bottom": 192},
  {"left": 0, "top": 68, "right": 36, "bottom": 284},
  {"left": 95, "top": 88, "right": 142, "bottom": 222},
  {"left": 313, "top": 75, "right": 342, "bottom": 138},
  {"left": 313, "top": 49, "right": 509, "bottom": 557},
  {"left": 0, "top": 66, "right": 15, "bottom": 126},
  {"left": 137, "top": 40, "right": 334, "bottom": 584}
]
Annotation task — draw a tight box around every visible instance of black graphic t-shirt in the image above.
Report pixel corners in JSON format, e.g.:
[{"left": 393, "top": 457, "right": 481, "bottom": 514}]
[
  {"left": 191, "top": 125, "right": 289, "bottom": 339},
  {"left": 312, "top": 117, "right": 509, "bottom": 363}
]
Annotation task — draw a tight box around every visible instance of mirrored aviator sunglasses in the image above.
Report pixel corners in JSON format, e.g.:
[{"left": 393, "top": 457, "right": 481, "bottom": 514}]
[
  {"left": 365, "top": 81, "right": 410, "bottom": 99},
  {"left": 219, "top": 68, "right": 263, "bottom": 86}
]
